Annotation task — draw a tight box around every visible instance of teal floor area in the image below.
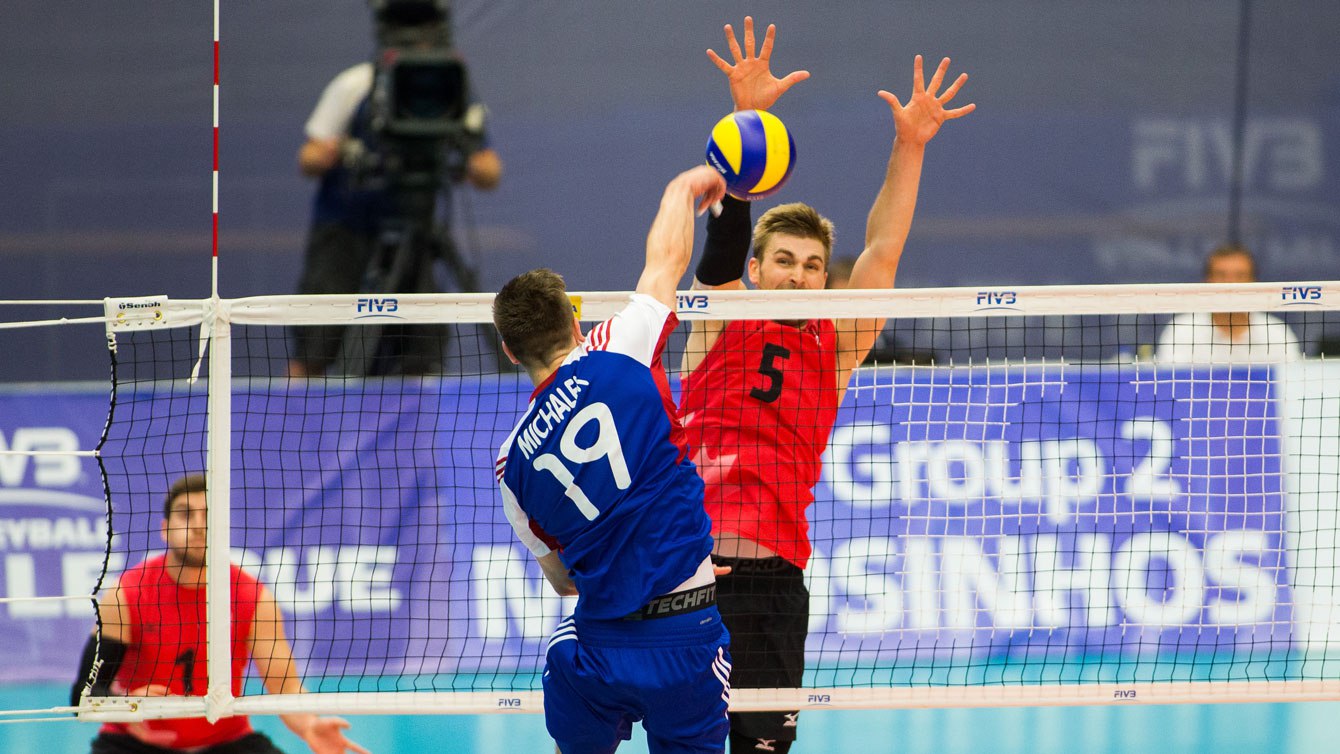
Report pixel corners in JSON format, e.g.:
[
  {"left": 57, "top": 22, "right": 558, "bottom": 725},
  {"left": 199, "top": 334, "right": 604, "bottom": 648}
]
[{"left": 3, "top": 683, "right": 1338, "bottom": 753}]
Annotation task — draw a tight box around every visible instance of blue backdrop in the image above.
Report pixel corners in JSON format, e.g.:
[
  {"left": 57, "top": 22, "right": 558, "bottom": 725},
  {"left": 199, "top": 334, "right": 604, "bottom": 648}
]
[{"left": 2, "top": 1, "right": 1338, "bottom": 381}]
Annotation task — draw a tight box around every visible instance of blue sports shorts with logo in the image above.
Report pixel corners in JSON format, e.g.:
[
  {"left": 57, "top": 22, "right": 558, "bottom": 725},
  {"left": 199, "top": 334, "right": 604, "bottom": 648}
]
[{"left": 543, "top": 607, "right": 731, "bottom": 754}]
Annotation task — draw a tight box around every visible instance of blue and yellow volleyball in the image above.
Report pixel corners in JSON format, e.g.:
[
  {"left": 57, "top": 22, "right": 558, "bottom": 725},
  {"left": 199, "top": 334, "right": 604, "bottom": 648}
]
[{"left": 705, "top": 109, "right": 796, "bottom": 201}]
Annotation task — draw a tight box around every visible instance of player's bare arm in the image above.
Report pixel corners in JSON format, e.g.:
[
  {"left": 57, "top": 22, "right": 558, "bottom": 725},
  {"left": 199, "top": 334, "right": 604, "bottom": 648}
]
[
  {"left": 836, "top": 55, "right": 974, "bottom": 391},
  {"left": 637, "top": 165, "right": 727, "bottom": 310},
  {"left": 94, "top": 579, "right": 133, "bottom": 644},
  {"left": 685, "top": 17, "right": 807, "bottom": 373},
  {"left": 249, "top": 585, "right": 370, "bottom": 754},
  {"left": 537, "top": 551, "right": 578, "bottom": 597}
]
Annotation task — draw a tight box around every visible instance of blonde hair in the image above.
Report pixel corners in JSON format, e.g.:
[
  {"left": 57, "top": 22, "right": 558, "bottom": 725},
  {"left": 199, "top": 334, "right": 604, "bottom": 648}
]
[{"left": 752, "top": 202, "right": 835, "bottom": 266}]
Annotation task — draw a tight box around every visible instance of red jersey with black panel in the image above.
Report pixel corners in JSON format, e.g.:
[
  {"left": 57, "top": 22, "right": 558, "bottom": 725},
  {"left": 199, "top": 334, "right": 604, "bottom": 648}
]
[{"left": 680, "top": 318, "right": 839, "bottom": 567}]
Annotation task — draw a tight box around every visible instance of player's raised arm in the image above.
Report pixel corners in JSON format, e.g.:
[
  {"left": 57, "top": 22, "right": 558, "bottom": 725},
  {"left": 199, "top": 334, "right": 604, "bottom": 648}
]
[
  {"left": 636, "top": 165, "right": 726, "bottom": 309},
  {"left": 839, "top": 55, "right": 974, "bottom": 378}
]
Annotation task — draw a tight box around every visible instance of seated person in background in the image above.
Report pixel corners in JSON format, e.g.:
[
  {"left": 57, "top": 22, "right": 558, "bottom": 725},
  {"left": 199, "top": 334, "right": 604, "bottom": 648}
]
[{"left": 1154, "top": 244, "right": 1301, "bottom": 363}]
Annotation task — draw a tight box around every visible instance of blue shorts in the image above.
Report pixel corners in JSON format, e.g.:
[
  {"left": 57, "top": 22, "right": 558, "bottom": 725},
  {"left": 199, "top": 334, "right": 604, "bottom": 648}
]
[{"left": 543, "top": 608, "right": 731, "bottom": 754}]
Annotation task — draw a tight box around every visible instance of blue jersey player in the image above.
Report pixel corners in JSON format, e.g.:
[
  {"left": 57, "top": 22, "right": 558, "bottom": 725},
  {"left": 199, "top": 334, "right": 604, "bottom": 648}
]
[{"left": 493, "top": 164, "right": 731, "bottom": 754}]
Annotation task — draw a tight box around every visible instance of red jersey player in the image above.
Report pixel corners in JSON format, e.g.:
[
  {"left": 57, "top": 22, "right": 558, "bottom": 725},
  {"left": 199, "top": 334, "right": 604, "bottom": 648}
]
[
  {"left": 678, "top": 17, "right": 974, "bottom": 754},
  {"left": 72, "top": 474, "right": 369, "bottom": 754}
]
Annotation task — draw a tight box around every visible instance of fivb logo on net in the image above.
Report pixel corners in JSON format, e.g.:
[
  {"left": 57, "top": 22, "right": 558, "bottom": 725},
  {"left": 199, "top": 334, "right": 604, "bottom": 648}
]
[
  {"left": 1280, "top": 285, "right": 1323, "bottom": 305},
  {"left": 676, "top": 293, "right": 710, "bottom": 312},
  {"left": 355, "top": 297, "right": 402, "bottom": 318},
  {"left": 975, "top": 290, "right": 1019, "bottom": 311}
]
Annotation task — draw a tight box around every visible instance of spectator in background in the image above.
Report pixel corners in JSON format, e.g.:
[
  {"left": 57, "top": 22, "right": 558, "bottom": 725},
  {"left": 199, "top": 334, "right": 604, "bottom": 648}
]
[
  {"left": 290, "top": 3, "right": 502, "bottom": 378},
  {"left": 1154, "top": 244, "right": 1301, "bottom": 363},
  {"left": 825, "top": 256, "right": 856, "bottom": 289},
  {"left": 72, "top": 474, "right": 367, "bottom": 754}
]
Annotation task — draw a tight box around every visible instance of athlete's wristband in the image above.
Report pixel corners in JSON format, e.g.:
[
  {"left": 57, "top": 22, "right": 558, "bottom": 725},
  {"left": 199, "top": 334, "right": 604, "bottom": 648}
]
[{"left": 694, "top": 195, "right": 752, "bottom": 286}]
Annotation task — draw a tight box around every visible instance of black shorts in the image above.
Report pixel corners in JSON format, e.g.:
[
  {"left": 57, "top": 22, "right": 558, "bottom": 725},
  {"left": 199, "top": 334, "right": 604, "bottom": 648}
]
[
  {"left": 291, "top": 221, "right": 448, "bottom": 375},
  {"left": 91, "top": 731, "right": 284, "bottom": 754},
  {"left": 712, "top": 555, "right": 808, "bottom": 742}
]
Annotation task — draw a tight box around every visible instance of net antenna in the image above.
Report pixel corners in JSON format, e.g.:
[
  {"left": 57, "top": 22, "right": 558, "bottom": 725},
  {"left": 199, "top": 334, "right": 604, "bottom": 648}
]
[{"left": 52, "top": 279, "right": 1340, "bottom": 724}]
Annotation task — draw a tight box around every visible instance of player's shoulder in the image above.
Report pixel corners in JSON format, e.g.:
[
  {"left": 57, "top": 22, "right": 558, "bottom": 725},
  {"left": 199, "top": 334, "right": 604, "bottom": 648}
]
[{"left": 585, "top": 294, "right": 674, "bottom": 361}]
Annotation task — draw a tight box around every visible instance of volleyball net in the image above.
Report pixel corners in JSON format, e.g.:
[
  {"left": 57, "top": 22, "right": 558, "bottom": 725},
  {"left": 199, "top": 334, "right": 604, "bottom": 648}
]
[{"left": 10, "top": 280, "right": 1340, "bottom": 722}]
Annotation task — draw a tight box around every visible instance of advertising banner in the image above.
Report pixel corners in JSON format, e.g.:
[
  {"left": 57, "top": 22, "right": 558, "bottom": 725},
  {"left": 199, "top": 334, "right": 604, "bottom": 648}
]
[{"left": 0, "top": 366, "right": 1297, "bottom": 684}]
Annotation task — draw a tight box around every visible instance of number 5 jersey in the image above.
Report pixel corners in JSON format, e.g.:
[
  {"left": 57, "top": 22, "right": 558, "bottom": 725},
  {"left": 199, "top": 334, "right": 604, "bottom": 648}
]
[{"left": 678, "top": 318, "right": 839, "bottom": 569}]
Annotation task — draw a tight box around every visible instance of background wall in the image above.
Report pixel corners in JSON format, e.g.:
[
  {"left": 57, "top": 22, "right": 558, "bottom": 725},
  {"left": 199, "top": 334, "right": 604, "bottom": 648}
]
[{"left": 1, "top": 0, "right": 1337, "bottom": 380}]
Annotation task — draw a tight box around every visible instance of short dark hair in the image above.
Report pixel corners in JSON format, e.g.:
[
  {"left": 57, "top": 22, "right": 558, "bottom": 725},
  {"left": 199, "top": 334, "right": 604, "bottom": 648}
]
[
  {"left": 163, "top": 474, "right": 207, "bottom": 519},
  {"left": 493, "top": 269, "right": 577, "bottom": 369},
  {"left": 1203, "top": 244, "right": 1257, "bottom": 280}
]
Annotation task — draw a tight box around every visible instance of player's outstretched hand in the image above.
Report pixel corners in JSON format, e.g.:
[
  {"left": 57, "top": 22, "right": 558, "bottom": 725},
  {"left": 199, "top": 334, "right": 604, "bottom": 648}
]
[
  {"left": 302, "top": 715, "right": 372, "bottom": 754},
  {"left": 707, "top": 16, "right": 810, "bottom": 112},
  {"left": 879, "top": 55, "right": 975, "bottom": 147}
]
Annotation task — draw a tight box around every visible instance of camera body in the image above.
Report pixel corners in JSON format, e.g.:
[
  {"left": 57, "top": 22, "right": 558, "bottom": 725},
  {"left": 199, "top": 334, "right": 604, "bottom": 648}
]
[{"left": 360, "top": 0, "right": 484, "bottom": 191}]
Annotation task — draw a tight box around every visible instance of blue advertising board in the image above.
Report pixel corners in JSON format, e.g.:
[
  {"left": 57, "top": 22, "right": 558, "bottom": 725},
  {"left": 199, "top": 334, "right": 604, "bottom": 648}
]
[{"left": 0, "top": 366, "right": 1296, "bottom": 686}]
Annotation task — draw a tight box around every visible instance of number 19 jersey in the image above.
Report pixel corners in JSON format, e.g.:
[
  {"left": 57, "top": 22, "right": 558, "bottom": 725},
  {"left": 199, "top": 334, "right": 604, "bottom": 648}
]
[{"left": 496, "top": 294, "right": 713, "bottom": 621}]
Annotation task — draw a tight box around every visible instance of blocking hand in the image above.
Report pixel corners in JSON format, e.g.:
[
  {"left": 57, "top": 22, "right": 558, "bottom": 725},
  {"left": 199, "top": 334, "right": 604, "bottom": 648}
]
[{"left": 706, "top": 16, "right": 810, "bottom": 112}]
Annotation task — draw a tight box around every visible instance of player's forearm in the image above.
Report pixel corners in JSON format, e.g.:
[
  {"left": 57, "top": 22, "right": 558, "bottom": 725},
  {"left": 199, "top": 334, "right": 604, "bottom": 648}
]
[
  {"left": 638, "top": 182, "right": 697, "bottom": 301},
  {"left": 863, "top": 138, "right": 926, "bottom": 266}
]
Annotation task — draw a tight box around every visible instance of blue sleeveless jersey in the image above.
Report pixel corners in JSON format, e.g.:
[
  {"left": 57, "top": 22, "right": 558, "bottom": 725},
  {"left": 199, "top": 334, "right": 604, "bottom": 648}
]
[{"left": 497, "top": 295, "right": 712, "bottom": 621}]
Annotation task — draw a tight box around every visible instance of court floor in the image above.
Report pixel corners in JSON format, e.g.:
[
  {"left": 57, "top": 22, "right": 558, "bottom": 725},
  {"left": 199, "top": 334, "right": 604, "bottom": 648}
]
[{"left": 2, "top": 683, "right": 1337, "bottom": 753}]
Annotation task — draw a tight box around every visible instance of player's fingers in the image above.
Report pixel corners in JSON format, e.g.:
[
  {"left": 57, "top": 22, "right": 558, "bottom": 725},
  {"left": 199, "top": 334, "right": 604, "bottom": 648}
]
[
  {"left": 778, "top": 70, "right": 812, "bottom": 92},
  {"left": 346, "top": 739, "right": 373, "bottom": 754},
  {"left": 927, "top": 57, "right": 950, "bottom": 96},
  {"left": 743, "top": 16, "right": 756, "bottom": 58},
  {"left": 759, "top": 23, "right": 777, "bottom": 59},
  {"left": 912, "top": 54, "right": 925, "bottom": 93},
  {"left": 939, "top": 72, "right": 969, "bottom": 103},
  {"left": 706, "top": 48, "right": 733, "bottom": 74},
  {"left": 724, "top": 24, "right": 744, "bottom": 63},
  {"left": 944, "top": 103, "right": 977, "bottom": 119},
  {"left": 877, "top": 89, "right": 904, "bottom": 114},
  {"left": 713, "top": 565, "right": 733, "bottom": 577}
]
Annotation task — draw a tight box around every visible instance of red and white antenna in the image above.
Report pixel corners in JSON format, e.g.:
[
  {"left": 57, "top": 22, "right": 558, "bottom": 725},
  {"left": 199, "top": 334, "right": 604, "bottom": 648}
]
[{"left": 211, "top": 0, "right": 220, "bottom": 297}]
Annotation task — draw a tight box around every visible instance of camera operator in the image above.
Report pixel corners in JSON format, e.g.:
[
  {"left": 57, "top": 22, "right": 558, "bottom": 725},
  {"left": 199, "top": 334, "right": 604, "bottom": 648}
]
[{"left": 289, "top": 0, "right": 502, "bottom": 378}]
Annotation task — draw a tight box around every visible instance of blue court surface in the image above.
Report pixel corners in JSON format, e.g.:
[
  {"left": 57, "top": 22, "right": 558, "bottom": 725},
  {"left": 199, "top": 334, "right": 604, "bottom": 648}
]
[{"left": 2, "top": 683, "right": 1337, "bottom": 753}]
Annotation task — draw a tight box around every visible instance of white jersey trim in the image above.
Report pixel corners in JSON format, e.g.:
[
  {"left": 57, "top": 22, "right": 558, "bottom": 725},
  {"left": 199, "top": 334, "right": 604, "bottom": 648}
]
[{"left": 581, "top": 293, "right": 672, "bottom": 368}]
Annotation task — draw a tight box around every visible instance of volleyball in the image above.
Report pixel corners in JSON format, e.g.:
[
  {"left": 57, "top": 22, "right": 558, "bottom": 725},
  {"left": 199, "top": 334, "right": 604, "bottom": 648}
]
[{"left": 705, "top": 109, "right": 796, "bottom": 201}]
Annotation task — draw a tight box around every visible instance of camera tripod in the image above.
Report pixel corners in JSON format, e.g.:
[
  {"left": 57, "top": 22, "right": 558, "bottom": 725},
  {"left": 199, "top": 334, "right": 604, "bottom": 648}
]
[{"left": 332, "top": 184, "right": 505, "bottom": 378}]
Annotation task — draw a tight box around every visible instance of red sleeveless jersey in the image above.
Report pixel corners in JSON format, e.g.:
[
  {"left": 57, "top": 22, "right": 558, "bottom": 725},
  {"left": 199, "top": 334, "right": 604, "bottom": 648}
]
[
  {"left": 679, "top": 318, "right": 839, "bottom": 567},
  {"left": 101, "top": 555, "right": 261, "bottom": 749}
]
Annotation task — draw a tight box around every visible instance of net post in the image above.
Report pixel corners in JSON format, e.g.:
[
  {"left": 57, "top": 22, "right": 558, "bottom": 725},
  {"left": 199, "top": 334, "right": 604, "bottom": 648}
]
[{"left": 204, "top": 297, "right": 234, "bottom": 723}]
